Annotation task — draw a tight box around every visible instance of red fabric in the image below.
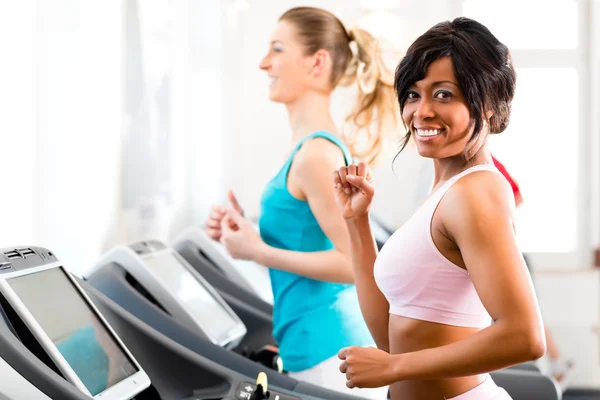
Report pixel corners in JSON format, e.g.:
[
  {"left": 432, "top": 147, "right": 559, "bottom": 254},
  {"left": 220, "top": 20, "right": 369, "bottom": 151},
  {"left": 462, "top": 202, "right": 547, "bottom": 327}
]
[{"left": 492, "top": 155, "right": 521, "bottom": 201}]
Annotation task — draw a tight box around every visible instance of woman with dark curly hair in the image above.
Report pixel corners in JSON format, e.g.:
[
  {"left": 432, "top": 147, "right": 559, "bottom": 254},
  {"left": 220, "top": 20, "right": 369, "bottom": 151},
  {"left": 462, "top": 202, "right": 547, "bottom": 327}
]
[{"left": 333, "top": 18, "right": 546, "bottom": 399}]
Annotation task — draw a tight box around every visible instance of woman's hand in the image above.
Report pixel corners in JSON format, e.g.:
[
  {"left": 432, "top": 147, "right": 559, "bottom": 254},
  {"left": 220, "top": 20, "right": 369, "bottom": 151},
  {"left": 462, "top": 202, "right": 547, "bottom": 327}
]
[
  {"left": 205, "top": 190, "right": 243, "bottom": 241},
  {"left": 220, "top": 207, "right": 265, "bottom": 261},
  {"left": 338, "top": 346, "right": 397, "bottom": 388},
  {"left": 333, "top": 162, "right": 375, "bottom": 220}
]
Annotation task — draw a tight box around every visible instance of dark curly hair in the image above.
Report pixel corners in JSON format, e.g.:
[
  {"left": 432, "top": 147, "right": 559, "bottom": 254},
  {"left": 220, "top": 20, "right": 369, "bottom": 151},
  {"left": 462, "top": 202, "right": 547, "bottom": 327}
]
[{"left": 394, "top": 17, "right": 516, "bottom": 156}]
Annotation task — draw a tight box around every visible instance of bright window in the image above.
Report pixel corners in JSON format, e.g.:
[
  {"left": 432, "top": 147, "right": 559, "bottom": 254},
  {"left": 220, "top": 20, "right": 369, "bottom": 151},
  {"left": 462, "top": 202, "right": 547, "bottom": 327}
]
[
  {"left": 490, "top": 68, "right": 579, "bottom": 252},
  {"left": 463, "top": 0, "right": 578, "bottom": 49},
  {"left": 461, "top": 0, "right": 588, "bottom": 265}
]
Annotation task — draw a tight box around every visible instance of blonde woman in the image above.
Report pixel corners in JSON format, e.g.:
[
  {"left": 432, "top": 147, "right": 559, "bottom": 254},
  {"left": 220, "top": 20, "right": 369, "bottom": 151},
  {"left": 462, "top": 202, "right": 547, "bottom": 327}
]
[{"left": 205, "top": 7, "right": 399, "bottom": 398}]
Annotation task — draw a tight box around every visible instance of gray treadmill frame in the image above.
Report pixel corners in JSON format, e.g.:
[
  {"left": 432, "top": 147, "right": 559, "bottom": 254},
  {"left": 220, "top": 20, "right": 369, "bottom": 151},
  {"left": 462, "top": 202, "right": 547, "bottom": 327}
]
[
  {"left": 0, "top": 355, "right": 52, "bottom": 400},
  {"left": 87, "top": 241, "right": 247, "bottom": 349}
]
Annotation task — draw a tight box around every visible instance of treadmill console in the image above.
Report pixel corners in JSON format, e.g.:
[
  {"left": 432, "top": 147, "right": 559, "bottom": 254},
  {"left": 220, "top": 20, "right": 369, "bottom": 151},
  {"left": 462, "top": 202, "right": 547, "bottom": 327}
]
[{"left": 0, "top": 246, "right": 151, "bottom": 400}]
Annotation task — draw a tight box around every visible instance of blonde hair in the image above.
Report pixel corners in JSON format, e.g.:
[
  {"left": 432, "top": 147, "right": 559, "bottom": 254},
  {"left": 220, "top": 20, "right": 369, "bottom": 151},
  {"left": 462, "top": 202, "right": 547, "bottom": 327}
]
[{"left": 280, "top": 7, "right": 400, "bottom": 166}]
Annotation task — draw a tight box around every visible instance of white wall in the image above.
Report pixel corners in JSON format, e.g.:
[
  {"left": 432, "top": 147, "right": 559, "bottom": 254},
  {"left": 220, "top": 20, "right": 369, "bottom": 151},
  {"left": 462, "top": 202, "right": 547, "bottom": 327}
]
[
  {"left": 0, "top": 1, "right": 226, "bottom": 276},
  {"left": 34, "top": 0, "right": 123, "bottom": 274},
  {"left": 116, "top": 0, "right": 226, "bottom": 246},
  {"left": 187, "top": 0, "right": 226, "bottom": 226},
  {"left": 223, "top": 0, "right": 459, "bottom": 228},
  {"left": 0, "top": 1, "right": 36, "bottom": 247},
  {"left": 591, "top": 0, "right": 600, "bottom": 250}
]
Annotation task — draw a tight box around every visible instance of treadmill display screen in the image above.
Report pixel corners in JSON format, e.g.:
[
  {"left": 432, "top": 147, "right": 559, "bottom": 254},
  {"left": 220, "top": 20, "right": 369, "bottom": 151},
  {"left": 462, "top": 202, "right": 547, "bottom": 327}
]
[
  {"left": 144, "top": 252, "right": 240, "bottom": 342},
  {"left": 8, "top": 267, "right": 138, "bottom": 396}
]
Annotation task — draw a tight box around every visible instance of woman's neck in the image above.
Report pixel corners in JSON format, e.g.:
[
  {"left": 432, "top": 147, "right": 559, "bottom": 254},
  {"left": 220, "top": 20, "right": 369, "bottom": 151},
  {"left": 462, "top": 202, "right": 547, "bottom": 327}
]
[
  {"left": 286, "top": 91, "right": 338, "bottom": 143},
  {"left": 432, "top": 143, "right": 493, "bottom": 187}
]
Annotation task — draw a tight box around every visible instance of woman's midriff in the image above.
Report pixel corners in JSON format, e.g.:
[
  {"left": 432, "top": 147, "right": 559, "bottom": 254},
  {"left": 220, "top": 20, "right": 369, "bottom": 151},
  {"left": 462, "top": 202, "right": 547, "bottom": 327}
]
[{"left": 388, "top": 314, "right": 486, "bottom": 400}]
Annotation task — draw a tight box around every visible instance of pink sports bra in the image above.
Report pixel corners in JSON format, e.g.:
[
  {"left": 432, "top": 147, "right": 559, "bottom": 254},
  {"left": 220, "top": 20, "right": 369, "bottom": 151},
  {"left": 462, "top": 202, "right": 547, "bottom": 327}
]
[{"left": 374, "top": 164, "right": 501, "bottom": 328}]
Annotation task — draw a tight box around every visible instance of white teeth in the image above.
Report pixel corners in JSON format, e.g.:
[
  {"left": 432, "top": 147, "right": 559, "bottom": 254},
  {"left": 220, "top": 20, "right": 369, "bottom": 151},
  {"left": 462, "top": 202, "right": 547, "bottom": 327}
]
[{"left": 416, "top": 129, "right": 441, "bottom": 137}]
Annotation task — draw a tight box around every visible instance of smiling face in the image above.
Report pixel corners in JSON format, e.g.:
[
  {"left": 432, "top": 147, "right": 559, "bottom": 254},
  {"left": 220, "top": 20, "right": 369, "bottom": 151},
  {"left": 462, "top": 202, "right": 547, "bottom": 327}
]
[
  {"left": 401, "top": 56, "right": 481, "bottom": 159},
  {"left": 258, "top": 21, "right": 316, "bottom": 104},
  {"left": 394, "top": 19, "right": 517, "bottom": 161}
]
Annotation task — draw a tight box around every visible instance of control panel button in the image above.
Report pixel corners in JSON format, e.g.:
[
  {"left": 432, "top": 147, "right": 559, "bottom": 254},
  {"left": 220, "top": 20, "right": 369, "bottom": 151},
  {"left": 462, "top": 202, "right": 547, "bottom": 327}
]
[
  {"left": 234, "top": 382, "right": 301, "bottom": 400},
  {"left": 235, "top": 382, "right": 255, "bottom": 400}
]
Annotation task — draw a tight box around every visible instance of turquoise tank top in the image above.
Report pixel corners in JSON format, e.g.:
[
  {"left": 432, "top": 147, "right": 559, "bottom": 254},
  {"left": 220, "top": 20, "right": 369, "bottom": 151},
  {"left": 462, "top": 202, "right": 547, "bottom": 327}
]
[{"left": 258, "top": 131, "right": 374, "bottom": 372}]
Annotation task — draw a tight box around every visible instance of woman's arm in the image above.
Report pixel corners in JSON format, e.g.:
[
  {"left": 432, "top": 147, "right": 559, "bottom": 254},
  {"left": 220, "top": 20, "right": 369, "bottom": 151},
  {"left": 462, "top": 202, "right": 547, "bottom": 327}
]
[
  {"left": 223, "top": 206, "right": 355, "bottom": 282},
  {"left": 387, "top": 171, "right": 545, "bottom": 381},
  {"left": 222, "top": 139, "right": 354, "bottom": 283},
  {"left": 254, "top": 245, "right": 353, "bottom": 283},
  {"left": 261, "top": 139, "right": 356, "bottom": 282},
  {"left": 345, "top": 215, "right": 390, "bottom": 351},
  {"left": 332, "top": 162, "right": 391, "bottom": 350}
]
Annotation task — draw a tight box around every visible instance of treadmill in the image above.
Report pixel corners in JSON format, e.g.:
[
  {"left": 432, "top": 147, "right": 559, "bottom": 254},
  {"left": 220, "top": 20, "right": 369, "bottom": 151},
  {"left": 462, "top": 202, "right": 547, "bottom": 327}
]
[
  {"left": 172, "top": 229, "right": 277, "bottom": 349},
  {"left": 0, "top": 243, "right": 561, "bottom": 400},
  {"left": 172, "top": 226, "right": 273, "bottom": 305},
  {"left": 85, "top": 240, "right": 563, "bottom": 400},
  {"left": 80, "top": 279, "right": 350, "bottom": 400},
  {"left": 0, "top": 246, "right": 153, "bottom": 400},
  {"left": 81, "top": 280, "right": 565, "bottom": 400},
  {"left": 0, "top": 244, "right": 338, "bottom": 400},
  {"left": 84, "top": 240, "right": 368, "bottom": 399}
]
